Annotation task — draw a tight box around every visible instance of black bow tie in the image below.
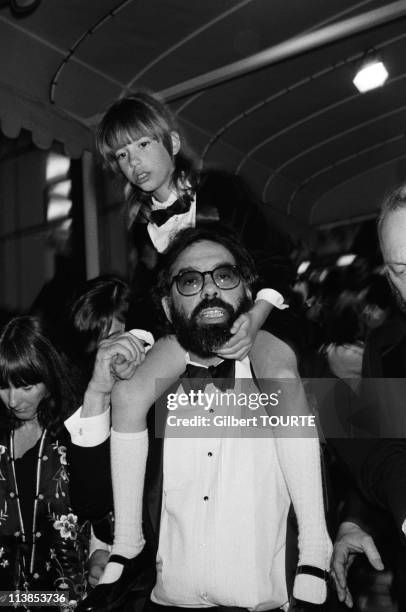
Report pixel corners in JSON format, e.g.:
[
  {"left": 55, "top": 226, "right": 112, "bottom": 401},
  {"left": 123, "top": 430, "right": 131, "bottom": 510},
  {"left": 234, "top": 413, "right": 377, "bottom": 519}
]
[
  {"left": 149, "top": 194, "right": 193, "bottom": 227},
  {"left": 182, "top": 360, "right": 236, "bottom": 394}
]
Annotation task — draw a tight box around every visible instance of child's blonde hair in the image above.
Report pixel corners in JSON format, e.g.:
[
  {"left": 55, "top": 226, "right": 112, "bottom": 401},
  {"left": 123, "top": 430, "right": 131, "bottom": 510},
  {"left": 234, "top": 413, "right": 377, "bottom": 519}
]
[{"left": 96, "top": 92, "right": 198, "bottom": 225}]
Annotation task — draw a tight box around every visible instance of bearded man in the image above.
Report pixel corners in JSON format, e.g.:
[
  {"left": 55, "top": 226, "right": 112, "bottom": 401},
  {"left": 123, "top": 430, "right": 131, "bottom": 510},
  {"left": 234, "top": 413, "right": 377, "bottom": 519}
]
[{"left": 79, "top": 226, "right": 331, "bottom": 612}]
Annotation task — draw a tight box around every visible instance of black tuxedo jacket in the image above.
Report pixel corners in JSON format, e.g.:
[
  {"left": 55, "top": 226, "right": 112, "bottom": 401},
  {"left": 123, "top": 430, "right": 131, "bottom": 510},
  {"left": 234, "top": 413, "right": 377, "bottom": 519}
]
[
  {"left": 358, "top": 314, "right": 406, "bottom": 533},
  {"left": 331, "top": 313, "right": 406, "bottom": 536}
]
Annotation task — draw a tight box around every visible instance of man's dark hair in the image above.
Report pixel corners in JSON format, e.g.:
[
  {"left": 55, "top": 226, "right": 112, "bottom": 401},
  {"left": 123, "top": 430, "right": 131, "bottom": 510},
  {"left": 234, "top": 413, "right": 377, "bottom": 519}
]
[{"left": 152, "top": 224, "right": 258, "bottom": 335}]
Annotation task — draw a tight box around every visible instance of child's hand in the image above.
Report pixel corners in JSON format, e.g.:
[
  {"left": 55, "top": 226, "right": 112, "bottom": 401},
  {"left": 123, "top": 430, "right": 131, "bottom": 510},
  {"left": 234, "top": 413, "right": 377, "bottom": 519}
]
[
  {"left": 216, "top": 313, "right": 253, "bottom": 361},
  {"left": 217, "top": 299, "right": 274, "bottom": 361}
]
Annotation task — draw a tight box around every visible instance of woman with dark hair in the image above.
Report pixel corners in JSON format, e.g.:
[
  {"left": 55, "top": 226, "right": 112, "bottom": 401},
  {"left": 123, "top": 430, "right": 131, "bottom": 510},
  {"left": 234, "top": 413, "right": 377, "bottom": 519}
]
[{"left": 0, "top": 316, "right": 89, "bottom": 609}]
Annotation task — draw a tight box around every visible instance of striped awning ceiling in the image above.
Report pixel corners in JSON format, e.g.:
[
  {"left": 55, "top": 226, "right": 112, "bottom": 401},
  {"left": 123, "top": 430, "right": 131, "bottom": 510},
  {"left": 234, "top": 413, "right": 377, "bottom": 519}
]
[{"left": 1, "top": 0, "right": 406, "bottom": 227}]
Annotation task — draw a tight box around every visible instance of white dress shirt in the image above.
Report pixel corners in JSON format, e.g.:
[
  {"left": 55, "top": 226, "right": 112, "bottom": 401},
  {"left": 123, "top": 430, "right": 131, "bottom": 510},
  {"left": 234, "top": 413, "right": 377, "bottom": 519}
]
[{"left": 152, "top": 358, "right": 290, "bottom": 611}]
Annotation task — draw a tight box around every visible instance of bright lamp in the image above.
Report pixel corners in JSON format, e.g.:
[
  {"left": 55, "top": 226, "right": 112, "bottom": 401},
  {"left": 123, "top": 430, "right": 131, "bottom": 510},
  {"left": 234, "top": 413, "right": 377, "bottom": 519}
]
[{"left": 353, "top": 55, "right": 389, "bottom": 93}]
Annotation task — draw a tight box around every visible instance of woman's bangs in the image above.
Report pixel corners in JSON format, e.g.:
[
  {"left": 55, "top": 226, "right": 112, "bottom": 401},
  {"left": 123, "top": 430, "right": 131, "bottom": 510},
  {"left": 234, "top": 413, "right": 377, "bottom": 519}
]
[{"left": 0, "top": 351, "right": 42, "bottom": 389}]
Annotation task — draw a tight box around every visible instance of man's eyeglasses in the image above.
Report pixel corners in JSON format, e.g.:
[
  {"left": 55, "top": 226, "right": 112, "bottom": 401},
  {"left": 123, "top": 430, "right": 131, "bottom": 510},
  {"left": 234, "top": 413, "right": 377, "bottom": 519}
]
[{"left": 171, "top": 264, "right": 241, "bottom": 296}]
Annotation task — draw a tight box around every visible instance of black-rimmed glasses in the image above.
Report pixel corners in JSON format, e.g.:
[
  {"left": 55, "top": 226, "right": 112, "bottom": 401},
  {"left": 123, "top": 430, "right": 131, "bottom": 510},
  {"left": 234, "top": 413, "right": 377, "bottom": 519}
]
[{"left": 171, "top": 264, "right": 241, "bottom": 296}]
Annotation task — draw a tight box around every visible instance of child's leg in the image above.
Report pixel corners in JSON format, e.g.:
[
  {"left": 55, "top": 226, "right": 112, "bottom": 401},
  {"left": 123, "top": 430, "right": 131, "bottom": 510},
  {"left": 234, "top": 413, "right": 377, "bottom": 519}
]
[
  {"left": 99, "top": 429, "right": 148, "bottom": 584},
  {"left": 99, "top": 337, "right": 187, "bottom": 584},
  {"left": 251, "top": 331, "right": 332, "bottom": 604},
  {"left": 275, "top": 436, "right": 332, "bottom": 604}
]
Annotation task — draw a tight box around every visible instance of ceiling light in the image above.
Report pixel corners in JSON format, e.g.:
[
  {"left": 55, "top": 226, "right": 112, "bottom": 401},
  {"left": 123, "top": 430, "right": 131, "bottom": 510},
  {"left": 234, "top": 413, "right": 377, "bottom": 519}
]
[
  {"left": 353, "top": 54, "right": 388, "bottom": 93},
  {"left": 337, "top": 254, "right": 356, "bottom": 267},
  {"left": 297, "top": 261, "right": 310, "bottom": 275}
]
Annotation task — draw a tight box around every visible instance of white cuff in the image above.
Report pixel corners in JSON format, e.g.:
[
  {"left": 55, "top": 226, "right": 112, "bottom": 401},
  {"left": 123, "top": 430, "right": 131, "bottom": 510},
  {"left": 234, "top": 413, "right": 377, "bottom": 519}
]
[
  {"left": 65, "top": 405, "right": 111, "bottom": 447},
  {"left": 129, "top": 329, "right": 154, "bottom": 351},
  {"left": 255, "top": 288, "right": 289, "bottom": 310},
  {"left": 402, "top": 517, "right": 406, "bottom": 538}
]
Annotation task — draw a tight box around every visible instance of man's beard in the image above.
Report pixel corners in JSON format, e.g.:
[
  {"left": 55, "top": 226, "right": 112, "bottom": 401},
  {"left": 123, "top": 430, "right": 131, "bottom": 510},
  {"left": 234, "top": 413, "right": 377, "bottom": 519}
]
[
  {"left": 386, "top": 273, "right": 406, "bottom": 314},
  {"left": 169, "top": 294, "right": 252, "bottom": 357}
]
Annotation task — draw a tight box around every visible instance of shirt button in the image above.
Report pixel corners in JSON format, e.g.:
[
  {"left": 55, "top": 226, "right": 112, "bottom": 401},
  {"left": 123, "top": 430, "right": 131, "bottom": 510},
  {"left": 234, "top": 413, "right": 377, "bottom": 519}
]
[
  {"left": 14, "top": 531, "right": 20, "bottom": 537},
  {"left": 33, "top": 573, "right": 39, "bottom": 579},
  {"left": 203, "top": 496, "right": 209, "bottom": 501},
  {"left": 42, "top": 455, "right": 48, "bottom": 461},
  {"left": 207, "top": 452, "right": 213, "bottom": 457},
  {"left": 38, "top": 493, "right": 44, "bottom": 500},
  {"left": 35, "top": 531, "right": 41, "bottom": 538},
  {"left": 9, "top": 492, "right": 15, "bottom": 498}
]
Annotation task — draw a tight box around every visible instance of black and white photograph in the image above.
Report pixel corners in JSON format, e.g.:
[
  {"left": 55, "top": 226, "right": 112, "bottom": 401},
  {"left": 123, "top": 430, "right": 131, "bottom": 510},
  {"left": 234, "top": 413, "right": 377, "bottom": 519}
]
[{"left": 1, "top": 2, "right": 406, "bottom": 611}]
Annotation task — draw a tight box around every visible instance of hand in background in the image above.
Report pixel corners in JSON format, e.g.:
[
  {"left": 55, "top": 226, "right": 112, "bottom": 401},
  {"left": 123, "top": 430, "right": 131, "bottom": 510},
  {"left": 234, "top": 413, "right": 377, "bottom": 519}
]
[{"left": 331, "top": 521, "right": 384, "bottom": 608}]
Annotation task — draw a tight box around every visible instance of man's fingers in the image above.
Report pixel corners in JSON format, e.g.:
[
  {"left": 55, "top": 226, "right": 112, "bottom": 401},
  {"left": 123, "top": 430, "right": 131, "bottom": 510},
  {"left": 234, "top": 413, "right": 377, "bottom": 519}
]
[
  {"left": 100, "top": 336, "right": 146, "bottom": 366},
  {"left": 363, "top": 537, "right": 384, "bottom": 571},
  {"left": 344, "top": 587, "right": 354, "bottom": 608},
  {"left": 113, "top": 362, "right": 138, "bottom": 381},
  {"left": 90, "top": 333, "right": 147, "bottom": 393},
  {"left": 331, "top": 570, "right": 346, "bottom": 602},
  {"left": 331, "top": 525, "right": 382, "bottom": 608},
  {"left": 332, "top": 562, "right": 354, "bottom": 608},
  {"left": 332, "top": 545, "right": 351, "bottom": 589},
  {"left": 100, "top": 332, "right": 146, "bottom": 357}
]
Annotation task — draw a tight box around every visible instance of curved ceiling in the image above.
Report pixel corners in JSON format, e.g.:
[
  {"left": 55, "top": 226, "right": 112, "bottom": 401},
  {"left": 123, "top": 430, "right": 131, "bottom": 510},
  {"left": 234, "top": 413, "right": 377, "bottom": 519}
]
[{"left": 1, "top": 0, "right": 406, "bottom": 229}]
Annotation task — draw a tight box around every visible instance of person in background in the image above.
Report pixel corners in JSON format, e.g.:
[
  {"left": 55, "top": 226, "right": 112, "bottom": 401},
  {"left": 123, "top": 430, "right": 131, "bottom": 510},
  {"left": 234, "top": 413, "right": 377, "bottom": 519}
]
[
  {"left": 331, "top": 182, "right": 406, "bottom": 608},
  {"left": 361, "top": 273, "right": 392, "bottom": 334},
  {"left": 64, "top": 275, "right": 132, "bottom": 394},
  {"left": 0, "top": 316, "right": 88, "bottom": 609},
  {"left": 322, "top": 291, "right": 365, "bottom": 393},
  {"left": 62, "top": 275, "right": 153, "bottom": 590}
]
